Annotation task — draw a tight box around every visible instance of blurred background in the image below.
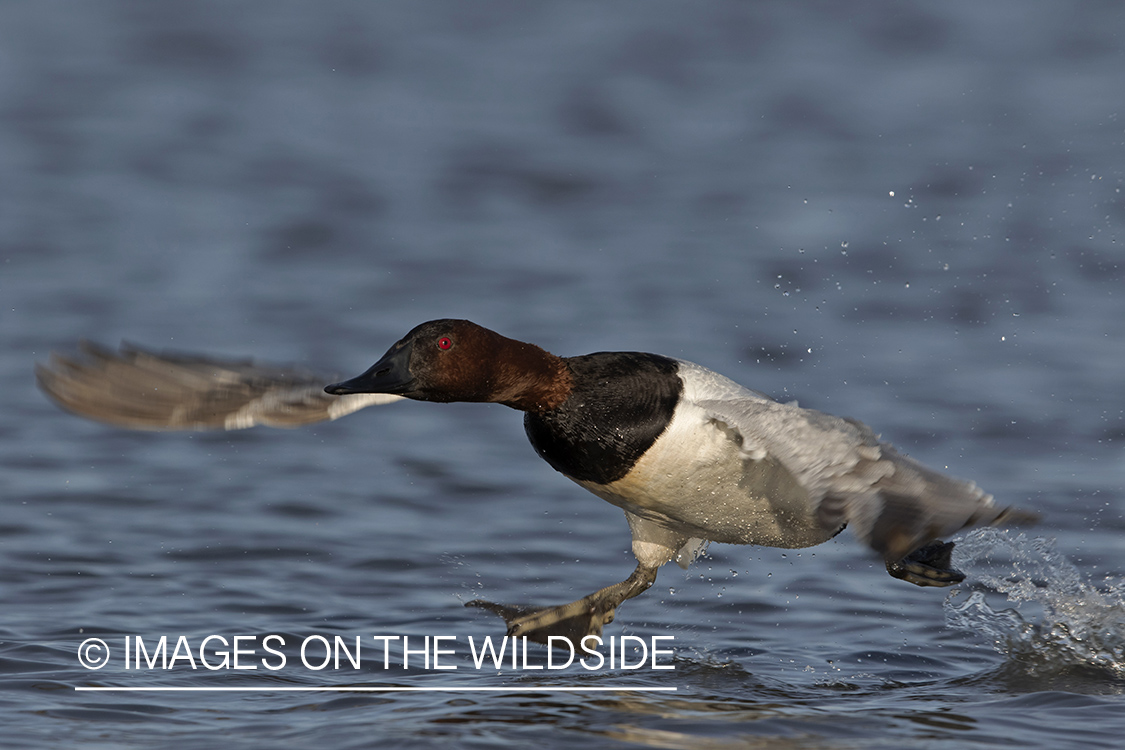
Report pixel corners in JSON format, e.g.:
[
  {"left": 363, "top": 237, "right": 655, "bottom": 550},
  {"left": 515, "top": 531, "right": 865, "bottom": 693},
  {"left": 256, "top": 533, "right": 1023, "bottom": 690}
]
[{"left": 1, "top": 2, "right": 1122, "bottom": 748}]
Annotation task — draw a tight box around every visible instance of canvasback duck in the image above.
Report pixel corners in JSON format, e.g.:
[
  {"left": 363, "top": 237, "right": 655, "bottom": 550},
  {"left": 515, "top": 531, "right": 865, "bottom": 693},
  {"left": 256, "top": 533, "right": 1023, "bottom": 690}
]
[{"left": 37, "top": 319, "right": 1035, "bottom": 643}]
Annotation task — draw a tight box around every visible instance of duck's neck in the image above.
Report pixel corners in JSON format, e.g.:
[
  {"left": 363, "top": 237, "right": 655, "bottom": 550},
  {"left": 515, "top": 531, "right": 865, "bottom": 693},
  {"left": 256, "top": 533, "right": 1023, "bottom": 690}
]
[{"left": 490, "top": 338, "right": 572, "bottom": 413}]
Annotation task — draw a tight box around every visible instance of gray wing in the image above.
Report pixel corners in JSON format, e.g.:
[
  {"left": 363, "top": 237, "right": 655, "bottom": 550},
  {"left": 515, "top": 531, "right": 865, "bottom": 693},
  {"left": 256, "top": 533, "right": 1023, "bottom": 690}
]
[
  {"left": 698, "top": 397, "right": 1035, "bottom": 562},
  {"left": 36, "top": 341, "right": 401, "bottom": 431}
]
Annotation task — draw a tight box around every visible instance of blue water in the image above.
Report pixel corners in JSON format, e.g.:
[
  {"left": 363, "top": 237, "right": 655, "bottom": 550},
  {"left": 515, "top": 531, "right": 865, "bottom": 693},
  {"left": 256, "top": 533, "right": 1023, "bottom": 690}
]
[{"left": 2, "top": 2, "right": 1123, "bottom": 747}]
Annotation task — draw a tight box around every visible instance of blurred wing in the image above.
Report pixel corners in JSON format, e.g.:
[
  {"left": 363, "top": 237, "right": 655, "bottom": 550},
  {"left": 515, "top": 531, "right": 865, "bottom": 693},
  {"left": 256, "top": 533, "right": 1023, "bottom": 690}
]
[
  {"left": 698, "top": 397, "right": 1036, "bottom": 562},
  {"left": 36, "top": 341, "right": 401, "bottom": 431}
]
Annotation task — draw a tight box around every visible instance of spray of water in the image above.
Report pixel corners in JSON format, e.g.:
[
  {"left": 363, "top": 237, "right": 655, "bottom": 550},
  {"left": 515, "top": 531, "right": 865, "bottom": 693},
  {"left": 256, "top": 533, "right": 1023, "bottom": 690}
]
[{"left": 944, "top": 528, "right": 1125, "bottom": 676}]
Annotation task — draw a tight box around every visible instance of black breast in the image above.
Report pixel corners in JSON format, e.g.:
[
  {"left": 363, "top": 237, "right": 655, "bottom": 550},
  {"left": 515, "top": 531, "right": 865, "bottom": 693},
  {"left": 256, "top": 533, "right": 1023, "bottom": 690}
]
[{"left": 523, "top": 352, "right": 682, "bottom": 485}]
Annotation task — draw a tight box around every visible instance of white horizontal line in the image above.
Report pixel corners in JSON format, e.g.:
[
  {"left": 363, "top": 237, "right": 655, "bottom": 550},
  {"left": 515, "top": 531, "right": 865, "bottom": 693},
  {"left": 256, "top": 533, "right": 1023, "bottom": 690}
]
[{"left": 75, "top": 686, "right": 676, "bottom": 693}]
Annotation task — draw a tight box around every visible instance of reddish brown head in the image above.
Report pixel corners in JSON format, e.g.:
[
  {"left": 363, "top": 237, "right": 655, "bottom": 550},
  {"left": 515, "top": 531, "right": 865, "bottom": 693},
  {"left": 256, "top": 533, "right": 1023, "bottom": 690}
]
[{"left": 325, "top": 320, "right": 571, "bottom": 412}]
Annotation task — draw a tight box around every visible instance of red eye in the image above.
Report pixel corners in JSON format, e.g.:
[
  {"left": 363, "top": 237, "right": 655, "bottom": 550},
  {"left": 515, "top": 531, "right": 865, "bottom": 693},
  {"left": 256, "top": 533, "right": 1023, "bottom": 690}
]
[{"left": 437, "top": 336, "right": 453, "bottom": 350}]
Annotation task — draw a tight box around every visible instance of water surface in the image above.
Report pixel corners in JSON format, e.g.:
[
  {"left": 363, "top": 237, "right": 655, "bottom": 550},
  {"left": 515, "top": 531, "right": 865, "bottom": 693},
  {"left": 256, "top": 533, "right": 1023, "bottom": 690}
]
[{"left": 1, "top": 2, "right": 1123, "bottom": 747}]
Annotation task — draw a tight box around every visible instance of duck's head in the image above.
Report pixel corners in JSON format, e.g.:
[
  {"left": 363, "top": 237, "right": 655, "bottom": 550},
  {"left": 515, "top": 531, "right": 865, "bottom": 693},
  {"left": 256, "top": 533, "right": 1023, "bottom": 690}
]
[{"left": 325, "top": 319, "right": 570, "bottom": 411}]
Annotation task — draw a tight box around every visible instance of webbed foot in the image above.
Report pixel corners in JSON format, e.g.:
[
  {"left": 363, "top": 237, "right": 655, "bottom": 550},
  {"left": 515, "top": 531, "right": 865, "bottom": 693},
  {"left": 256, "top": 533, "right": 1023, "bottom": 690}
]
[
  {"left": 466, "top": 563, "right": 658, "bottom": 645},
  {"left": 886, "top": 540, "right": 964, "bottom": 587}
]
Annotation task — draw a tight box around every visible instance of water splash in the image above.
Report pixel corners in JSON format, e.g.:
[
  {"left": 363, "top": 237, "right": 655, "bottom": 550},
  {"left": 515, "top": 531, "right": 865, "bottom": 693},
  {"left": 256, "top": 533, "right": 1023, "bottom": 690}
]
[{"left": 944, "top": 528, "right": 1125, "bottom": 676}]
